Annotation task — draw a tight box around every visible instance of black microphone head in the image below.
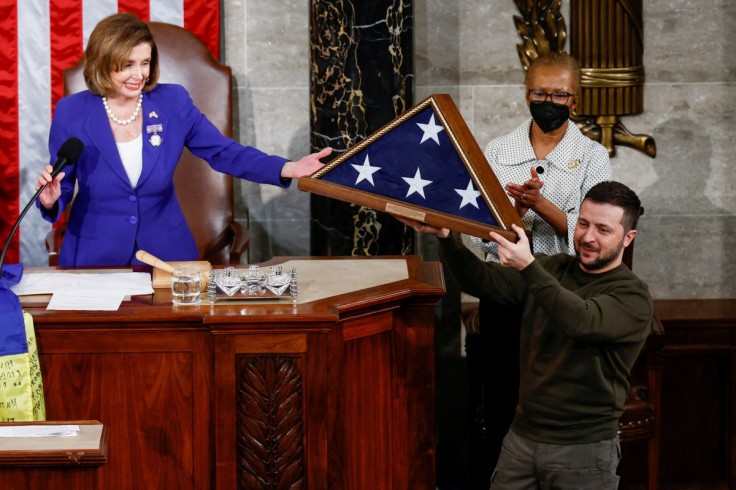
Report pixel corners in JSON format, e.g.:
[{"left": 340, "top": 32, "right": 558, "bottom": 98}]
[
  {"left": 536, "top": 165, "right": 545, "bottom": 174},
  {"left": 57, "top": 137, "right": 85, "bottom": 164}
]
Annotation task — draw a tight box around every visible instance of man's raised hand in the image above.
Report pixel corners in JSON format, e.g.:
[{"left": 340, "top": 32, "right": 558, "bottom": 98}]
[{"left": 489, "top": 224, "right": 534, "bottom": 270}]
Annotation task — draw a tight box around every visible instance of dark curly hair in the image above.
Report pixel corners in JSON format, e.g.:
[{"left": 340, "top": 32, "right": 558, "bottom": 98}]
[{"left": 584, "top": 181, "right": 642, "bottom": 232}]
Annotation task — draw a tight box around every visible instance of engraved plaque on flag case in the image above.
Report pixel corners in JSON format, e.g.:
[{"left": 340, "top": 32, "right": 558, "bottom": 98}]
[{"left": 298, "top": 94, "right": 525, "bottom": 241}]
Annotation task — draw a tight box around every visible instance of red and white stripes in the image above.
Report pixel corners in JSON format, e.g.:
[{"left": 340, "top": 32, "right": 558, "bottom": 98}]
[{"left": 0, "top": 0, "right": 218, "bottom": 266}]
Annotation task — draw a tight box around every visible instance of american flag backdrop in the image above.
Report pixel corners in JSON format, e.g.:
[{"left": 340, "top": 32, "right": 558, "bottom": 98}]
[{"left": 0, "top": 0, "right": 219, "bottom": 266}]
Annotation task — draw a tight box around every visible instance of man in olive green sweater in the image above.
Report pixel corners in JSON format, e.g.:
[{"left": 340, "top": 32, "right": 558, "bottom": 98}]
[{"left": 397, "top": 181, "right": 652, "bottom": 489}]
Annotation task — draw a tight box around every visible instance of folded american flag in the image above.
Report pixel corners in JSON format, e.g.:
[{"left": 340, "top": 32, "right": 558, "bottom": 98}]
[{"left": 299, "top": 95, "right": 523, "bottom": 241}]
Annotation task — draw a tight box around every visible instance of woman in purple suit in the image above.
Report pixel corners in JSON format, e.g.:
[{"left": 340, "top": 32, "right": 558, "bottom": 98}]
[{"left": 35, "top": 12, "right": 330, "bottom": 267}]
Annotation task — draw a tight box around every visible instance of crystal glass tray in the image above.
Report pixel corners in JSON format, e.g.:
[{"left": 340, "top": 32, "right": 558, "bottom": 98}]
[{"left": 207, "top": 265, "right": 297, "bottom": 301}]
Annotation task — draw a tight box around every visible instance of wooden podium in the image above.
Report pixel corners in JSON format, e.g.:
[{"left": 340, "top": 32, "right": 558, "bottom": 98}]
[{"left": 3, "top": 256, "right": 444, "bottom": 489}]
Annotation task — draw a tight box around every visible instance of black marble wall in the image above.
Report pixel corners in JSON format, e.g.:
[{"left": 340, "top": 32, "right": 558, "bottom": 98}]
[{"left": 309, "top": 0, "right": 414, "bottom": 256}]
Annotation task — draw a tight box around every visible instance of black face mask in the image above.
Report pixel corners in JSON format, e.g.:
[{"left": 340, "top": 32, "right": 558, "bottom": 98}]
[{"left": 529, "top": 100, "right": 570, "bottom": 133}]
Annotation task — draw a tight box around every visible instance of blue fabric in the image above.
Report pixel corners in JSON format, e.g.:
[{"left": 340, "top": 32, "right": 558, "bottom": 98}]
[
  {"left": 1, "top": 263, "right": 23, "bottom": 288},
  {"left": 37, "top": 84, "right": 289, "bottom": 267},
  {"left": 0, "top": 263, "right": 26, "bottom": 356},
  {"left": 321, "top": 106, "right": 500, "bottom": 228}
]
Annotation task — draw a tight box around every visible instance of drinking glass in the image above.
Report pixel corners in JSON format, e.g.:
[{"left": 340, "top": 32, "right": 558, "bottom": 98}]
[{"left": 171, "top": 268, "right": 201, "bottom": 305}]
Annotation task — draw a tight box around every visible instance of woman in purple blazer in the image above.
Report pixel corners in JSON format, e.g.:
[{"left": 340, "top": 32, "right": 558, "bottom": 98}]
[{"left": 35, "top": 13, "right": 330, "bottom": 267}]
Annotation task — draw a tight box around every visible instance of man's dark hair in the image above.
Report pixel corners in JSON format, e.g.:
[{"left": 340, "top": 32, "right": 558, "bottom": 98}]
[{"left": 584, "top": 181, "right": 642, "bottom": 232}]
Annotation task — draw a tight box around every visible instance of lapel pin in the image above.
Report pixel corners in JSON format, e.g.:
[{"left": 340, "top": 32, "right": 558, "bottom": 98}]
[
  {"left": 146, "top": 124, "right": 163, "bottom": 148},
  {"left": 149, "top": 111, "right": 159, "bottom": 119}
]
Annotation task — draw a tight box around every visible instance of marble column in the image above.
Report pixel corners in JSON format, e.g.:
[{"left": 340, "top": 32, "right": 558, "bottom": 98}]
[{"left": 309, "top": 0, "right": 414, "bottom": 256}]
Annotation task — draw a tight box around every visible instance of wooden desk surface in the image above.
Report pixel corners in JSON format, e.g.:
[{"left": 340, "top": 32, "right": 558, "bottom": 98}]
[
  {"left": 0, "top": 421, "right": 107, "bottom": 467},
  {"left": 20, "top": 255, "right": 445, "bottom": 325},
  {"left": 9, "top": 255, "right": 445, "bottom": 490},
  {"left": 654, "top": 298, "right": 736, "bottom": 325}
]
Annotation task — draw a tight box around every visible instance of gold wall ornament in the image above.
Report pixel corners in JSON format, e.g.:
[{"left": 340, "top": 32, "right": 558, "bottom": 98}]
[
  {"left": 513, "top": 0, "right": 567, "bottom": 67},
  {"left": 512, "top": 0, "right": 655, "bottom": 157},
  {"left": 569, "top": 0, "right": 655, "bottom": 157}
]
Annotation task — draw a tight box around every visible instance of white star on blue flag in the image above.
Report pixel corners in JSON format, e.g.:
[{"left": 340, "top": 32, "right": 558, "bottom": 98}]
[
  {"left": 403, "top": 168, "right": 433, "bottom": 199},
  {"left": 351, "top": 155, "right": 381, "bottom": 186},
  {"left": 416, "top": 114, "right": 444, "bottom": 145},
  {"left": 455, "top": 179, "right": 481, "bottom": 209}
]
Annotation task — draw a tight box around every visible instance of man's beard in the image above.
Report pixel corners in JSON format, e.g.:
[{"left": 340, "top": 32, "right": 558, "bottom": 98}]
[{"left": 576, "top": 237, "right": 625, "bottom": 272}]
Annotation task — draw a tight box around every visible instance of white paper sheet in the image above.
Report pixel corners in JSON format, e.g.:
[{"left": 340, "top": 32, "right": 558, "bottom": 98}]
[
  {"left": 11, "top": 271, "right": 153, "bottom": 310},
  {"left": 11, "top": 272, "right": 153, "bottom": 296},
  {"left": 46, "top": 291, "right": 125, "bottom": 311},
  {"left": 0, "top": 424, "right": 80, "bottom": 438}
]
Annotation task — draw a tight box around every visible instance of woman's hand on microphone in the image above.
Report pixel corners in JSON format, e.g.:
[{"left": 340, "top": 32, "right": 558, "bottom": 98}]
[{"left": 36, "top": 165, "right": 64, "bottom": 210}]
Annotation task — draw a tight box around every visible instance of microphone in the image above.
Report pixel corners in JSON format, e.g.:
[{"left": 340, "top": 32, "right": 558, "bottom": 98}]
[
  {"left": 536, "top": 165, "right": 545, "bottom": 174},
  {"left": 50, "top": 137, "right": 85, "bottom": 179},
  {"left": 0, "top": 137, "right": 85, "bottom": 276}
]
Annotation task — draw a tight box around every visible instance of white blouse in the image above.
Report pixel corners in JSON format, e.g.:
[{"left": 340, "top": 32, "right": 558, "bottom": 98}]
[{"left": 116, "top": 134, "right": 143, "bottom": 188}]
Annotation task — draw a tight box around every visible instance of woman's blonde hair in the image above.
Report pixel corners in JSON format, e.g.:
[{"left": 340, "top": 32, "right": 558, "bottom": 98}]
[{"left": 83, "top": 12, "right": 159, "bottom": 96}]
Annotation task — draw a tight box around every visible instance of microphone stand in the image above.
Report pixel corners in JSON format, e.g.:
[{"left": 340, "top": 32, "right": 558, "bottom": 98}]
[
  {"left": 0, "top": 185, "right": 50, "bottom": 278},
  {"left": 1, "top": 137, "right": 83, "bottom": 278}
]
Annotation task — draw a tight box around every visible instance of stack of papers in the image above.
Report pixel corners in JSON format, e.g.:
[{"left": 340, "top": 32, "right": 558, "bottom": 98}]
[
  {"left": 11, "top": 272, "right": 153, "bottom": 311},
  {"left": 0, "top": 424, "right": 80, "bottom": 438}
]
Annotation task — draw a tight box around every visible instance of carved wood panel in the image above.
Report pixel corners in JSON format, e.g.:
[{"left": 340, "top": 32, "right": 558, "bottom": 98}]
[{"left": 236, "top": 354, "right": 305, "bottom": 490}]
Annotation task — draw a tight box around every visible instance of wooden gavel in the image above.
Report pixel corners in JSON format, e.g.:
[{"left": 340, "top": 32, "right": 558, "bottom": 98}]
[{"left": 135, "top": 250, "right": 210, "bottom": 291}]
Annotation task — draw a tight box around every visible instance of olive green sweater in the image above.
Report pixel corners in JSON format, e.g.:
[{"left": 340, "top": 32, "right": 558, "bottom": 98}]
[{"left": 439, "top": 232, "right": 653, "bottom": 444}]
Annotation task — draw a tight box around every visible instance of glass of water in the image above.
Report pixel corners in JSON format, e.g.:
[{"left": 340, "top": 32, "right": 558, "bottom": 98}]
[{"left": 171, "top": 267, "right": 201, "bottom": 305}]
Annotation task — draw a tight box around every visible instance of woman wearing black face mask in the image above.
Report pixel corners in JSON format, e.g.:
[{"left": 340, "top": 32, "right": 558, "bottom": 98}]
[
  {"left": 528, "top": 90, "right": 573, "bottom": 133},
  {"left": 464, "top": 52, "right": 612, "bottom": 489}
]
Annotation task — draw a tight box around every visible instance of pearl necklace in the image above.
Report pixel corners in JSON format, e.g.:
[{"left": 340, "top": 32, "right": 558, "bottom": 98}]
[{"left": 102, "top": 93, "right": 142, "bottom": 125}]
